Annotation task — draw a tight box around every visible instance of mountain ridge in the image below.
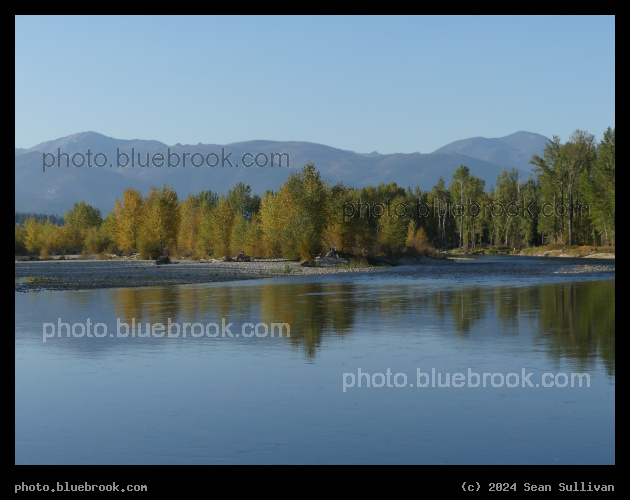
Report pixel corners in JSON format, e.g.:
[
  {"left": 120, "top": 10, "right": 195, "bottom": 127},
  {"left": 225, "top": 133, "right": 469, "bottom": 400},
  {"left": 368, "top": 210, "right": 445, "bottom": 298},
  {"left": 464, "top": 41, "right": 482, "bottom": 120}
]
[
  {"left": 431, "top": 131, "right": 549, "bottom": 171},
  {"left": 15, "top": 131, "right": 550, "bottom": 216}
]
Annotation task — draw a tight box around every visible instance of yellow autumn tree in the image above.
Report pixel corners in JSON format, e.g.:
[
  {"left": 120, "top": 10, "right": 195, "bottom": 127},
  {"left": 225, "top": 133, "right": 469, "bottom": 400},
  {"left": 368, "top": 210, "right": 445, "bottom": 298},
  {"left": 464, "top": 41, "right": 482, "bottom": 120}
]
[
  {"left": 138, "top": 184, "right": 180, "bottom": 259},
  {"left": 201, "top": 195, "right": 234, "bottom": 258},
  {"left": 113, "top": 187, "right": 144, "bottom": 255},
  {"left": 259, "top": 187, "right": 300, "bottom": 258},
  {"left": 177, "top": 190, "right": 217, "bottom": 258}
]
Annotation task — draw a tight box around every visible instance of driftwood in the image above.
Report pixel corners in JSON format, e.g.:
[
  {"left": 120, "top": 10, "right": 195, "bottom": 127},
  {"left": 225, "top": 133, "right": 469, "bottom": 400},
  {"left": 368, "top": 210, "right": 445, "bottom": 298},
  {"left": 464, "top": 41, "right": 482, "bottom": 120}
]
[
  {"left": 325, "top": 246, "right": 339, "bottom": 259},
  {"left": 234, "top": 251, "right": 251, "bottom": 262}
]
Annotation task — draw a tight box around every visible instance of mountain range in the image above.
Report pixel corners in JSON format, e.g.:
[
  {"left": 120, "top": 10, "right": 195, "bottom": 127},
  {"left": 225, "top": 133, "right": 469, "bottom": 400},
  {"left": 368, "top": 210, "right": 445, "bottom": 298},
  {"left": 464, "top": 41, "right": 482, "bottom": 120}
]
[{"left": 15, "top": 131, "right": 550, "bottom": 216}]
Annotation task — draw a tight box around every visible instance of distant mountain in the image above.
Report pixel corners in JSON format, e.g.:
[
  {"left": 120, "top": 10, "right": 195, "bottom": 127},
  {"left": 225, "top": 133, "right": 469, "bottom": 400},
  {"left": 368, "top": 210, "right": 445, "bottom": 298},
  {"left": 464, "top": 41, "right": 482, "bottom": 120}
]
[
  {"left": 15, "top": 131, "right": 549, "bottom": 216},
  {"left": 431, "top": 131, "right": 549, "bottom": 172},
  {"left": 17, "top": 131, "right": 169, "bottom": 157}
]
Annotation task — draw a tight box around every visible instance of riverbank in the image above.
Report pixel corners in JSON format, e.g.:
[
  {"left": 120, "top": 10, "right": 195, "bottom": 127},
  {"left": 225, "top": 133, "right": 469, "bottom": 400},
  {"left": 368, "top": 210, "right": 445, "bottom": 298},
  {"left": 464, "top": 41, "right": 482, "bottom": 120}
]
[
  {"left": 524, "top": 250, "right": 615, "bottom": 259},
  {"left": 15, "top": 251, "right": 615, "bottom": 292},
  {"left": 446, "top": 245, "right": 615, "bottom": 259},
  {"left": 14, "top": 257, "right": 384, "bottom": 292}
]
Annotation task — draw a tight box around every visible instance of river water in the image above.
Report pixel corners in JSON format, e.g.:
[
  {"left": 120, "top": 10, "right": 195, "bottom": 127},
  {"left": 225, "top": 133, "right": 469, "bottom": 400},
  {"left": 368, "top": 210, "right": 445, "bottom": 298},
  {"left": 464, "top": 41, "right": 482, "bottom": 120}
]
[{"left": 15, "top": 256, "right": 615, "bottom": 464}]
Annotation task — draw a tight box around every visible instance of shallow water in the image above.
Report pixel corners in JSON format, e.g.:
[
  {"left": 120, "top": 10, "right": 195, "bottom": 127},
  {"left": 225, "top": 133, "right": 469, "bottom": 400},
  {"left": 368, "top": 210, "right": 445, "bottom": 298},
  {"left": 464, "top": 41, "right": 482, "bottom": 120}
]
[{"left": 15, "top": 256, "right": 615, "bottom": 464}]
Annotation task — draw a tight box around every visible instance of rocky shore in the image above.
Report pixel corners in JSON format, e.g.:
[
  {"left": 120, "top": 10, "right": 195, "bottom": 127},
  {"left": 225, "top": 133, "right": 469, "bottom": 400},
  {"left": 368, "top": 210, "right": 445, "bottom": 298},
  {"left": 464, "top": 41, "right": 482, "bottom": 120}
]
[
  {"left": 15, "top": 250, "right": 614, "bottom": 293},
  {"left": 14, "top": 257, "right": 378, "bottom": 292}
]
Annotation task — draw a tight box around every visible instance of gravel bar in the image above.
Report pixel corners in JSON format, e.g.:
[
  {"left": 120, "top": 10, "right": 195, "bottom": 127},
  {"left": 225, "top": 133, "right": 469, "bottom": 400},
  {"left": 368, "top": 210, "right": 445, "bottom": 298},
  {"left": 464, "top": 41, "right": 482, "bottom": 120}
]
[{"left": 14, "top": 258, "right": 378, "bottom": 292}]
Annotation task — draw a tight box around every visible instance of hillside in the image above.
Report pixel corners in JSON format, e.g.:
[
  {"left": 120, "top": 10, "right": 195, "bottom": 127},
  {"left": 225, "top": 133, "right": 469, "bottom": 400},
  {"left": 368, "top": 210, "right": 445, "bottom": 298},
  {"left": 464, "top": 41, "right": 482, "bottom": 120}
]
[{"left": 15, "top": 131, "right": 548, "bottom": 216}]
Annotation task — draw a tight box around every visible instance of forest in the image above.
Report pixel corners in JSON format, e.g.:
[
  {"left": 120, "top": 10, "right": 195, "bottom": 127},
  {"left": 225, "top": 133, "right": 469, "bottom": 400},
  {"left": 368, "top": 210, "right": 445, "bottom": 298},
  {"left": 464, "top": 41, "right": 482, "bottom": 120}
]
[{"left": 15, "top": 128, "right": 614, "bottom": 261}]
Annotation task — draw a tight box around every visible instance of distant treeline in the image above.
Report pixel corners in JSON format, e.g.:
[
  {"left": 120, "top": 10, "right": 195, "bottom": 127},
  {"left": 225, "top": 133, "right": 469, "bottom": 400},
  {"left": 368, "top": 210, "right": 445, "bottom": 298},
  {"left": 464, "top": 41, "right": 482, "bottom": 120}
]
[
  {"left": 15, "top": 128, "right": 614, "bottom": 259},
  {"left": 15, "top": 212, "right": 64, "bottom": 226}
]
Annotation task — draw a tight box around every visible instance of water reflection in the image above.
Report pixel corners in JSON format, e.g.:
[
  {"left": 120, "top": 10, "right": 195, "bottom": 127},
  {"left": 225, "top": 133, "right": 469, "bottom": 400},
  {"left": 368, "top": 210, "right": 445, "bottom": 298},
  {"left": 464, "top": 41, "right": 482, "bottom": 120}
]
[
  {"left": 15, "top": 274, "right": 615, "bottom": 465},
  {"left": 36, "top": 277, "right": 612, "bottom": 371},
  {"left": 535, "top": 281, "right": 615, "bottom": 376},
  {"left": 110, "top": 282, "right": 357, "bottom": 358}
]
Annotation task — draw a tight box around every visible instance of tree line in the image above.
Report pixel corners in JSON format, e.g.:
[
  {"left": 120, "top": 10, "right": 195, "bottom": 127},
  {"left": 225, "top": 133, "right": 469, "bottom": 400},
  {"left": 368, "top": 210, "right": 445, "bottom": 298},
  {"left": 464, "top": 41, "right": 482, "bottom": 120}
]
[
  {"left": 15, "top": 212, "right": 64, "bottom": 226},
  {"left": 15, "top": 128, "right": 614, "bottom": 259}
]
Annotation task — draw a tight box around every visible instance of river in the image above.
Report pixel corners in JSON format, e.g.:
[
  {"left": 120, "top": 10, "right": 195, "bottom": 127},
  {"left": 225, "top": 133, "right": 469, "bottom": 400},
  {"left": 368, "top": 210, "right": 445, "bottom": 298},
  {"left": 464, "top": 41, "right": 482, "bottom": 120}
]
[{"left": 15, "top": 255, "right": 615, "bottom": 464}]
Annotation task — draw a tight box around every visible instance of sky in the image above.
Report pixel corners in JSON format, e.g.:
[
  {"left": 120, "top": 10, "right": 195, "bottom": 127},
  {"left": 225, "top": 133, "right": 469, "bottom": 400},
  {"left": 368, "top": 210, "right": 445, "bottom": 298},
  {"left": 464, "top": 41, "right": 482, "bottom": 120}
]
[{"left": 15, "top": 15, "right": 615, "bottom": 154}]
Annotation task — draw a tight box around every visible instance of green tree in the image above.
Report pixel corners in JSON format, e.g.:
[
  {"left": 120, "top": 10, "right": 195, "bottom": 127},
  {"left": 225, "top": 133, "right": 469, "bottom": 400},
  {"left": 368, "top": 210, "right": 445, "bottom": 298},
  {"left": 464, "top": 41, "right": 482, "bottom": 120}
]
[
  {"left": 563, "top": 130, "right": 596, "bottom": 245},
  {"left": 64, "top": 201, "right": 103, "bottom": 252},
  {"left": 431, "top": 177, "right": 452, "bottom": 249},
  {"left": 530, "top": 136, "right": 566, "bottom": 244},
  {"left": 491, "top": 168, "right": 520, "bottom": 248},
  {"left": 450, "top": 165, "right": 470, "bottom": 249},
  {"left": 583, "top": 127, "right": 615, "bottom": 245},
  {"left": 377, "top": 194, "right": 409, "bottom": 256},
  {"left": 518, "top": 176, "right": 541, "bottom": 247},
  {"left": 226, "top": 182, "right": 261, "bottom": 220},
  {"left": 449, "top": 166, "right": 484, "bottom": 250},
  {"left": 465, "top": 175, "right": 486, "bottom": 249},
  {"left": 64, "top": 201, "right": 102, "bottom": 229}
]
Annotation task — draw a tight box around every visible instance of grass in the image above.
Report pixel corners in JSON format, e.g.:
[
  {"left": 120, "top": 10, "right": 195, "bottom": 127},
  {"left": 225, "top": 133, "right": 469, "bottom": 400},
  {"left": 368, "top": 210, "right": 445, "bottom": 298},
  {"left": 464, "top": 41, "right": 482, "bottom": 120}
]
[
  {"left": 24, "top": 276, "right": 53, "bottom": 283},
  {"left": 342, "top": 259, "right": 373, "bottom": 269},
  {"left": 595, "top": 246, "right": 615, "bottom": 254},
  {"left": 269, "top": 264, "right": 293, "bottom": 275},
  {"left": 518, "top": 244, "right": 615, "bottom": 256}
]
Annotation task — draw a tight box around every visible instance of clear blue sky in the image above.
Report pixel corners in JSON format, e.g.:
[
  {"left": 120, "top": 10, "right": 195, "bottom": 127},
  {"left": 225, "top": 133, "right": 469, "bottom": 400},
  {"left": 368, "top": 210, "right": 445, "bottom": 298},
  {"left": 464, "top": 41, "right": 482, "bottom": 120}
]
[{"left": 15, "top": 15, "right": 615, "bottom": 154}]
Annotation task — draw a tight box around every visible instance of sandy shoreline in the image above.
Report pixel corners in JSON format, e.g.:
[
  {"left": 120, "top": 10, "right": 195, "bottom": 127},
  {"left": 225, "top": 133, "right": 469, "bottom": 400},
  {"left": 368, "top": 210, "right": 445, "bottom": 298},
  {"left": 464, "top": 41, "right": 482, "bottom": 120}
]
[
  {"left": 14, "top": 258, "right": 379, "bottom": 292},
  {"left": 580, "top": 252, "right": 615, "bottom": 259},
  {"left": 517, "top": 251, "right": 616, "bottom": 259}
]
